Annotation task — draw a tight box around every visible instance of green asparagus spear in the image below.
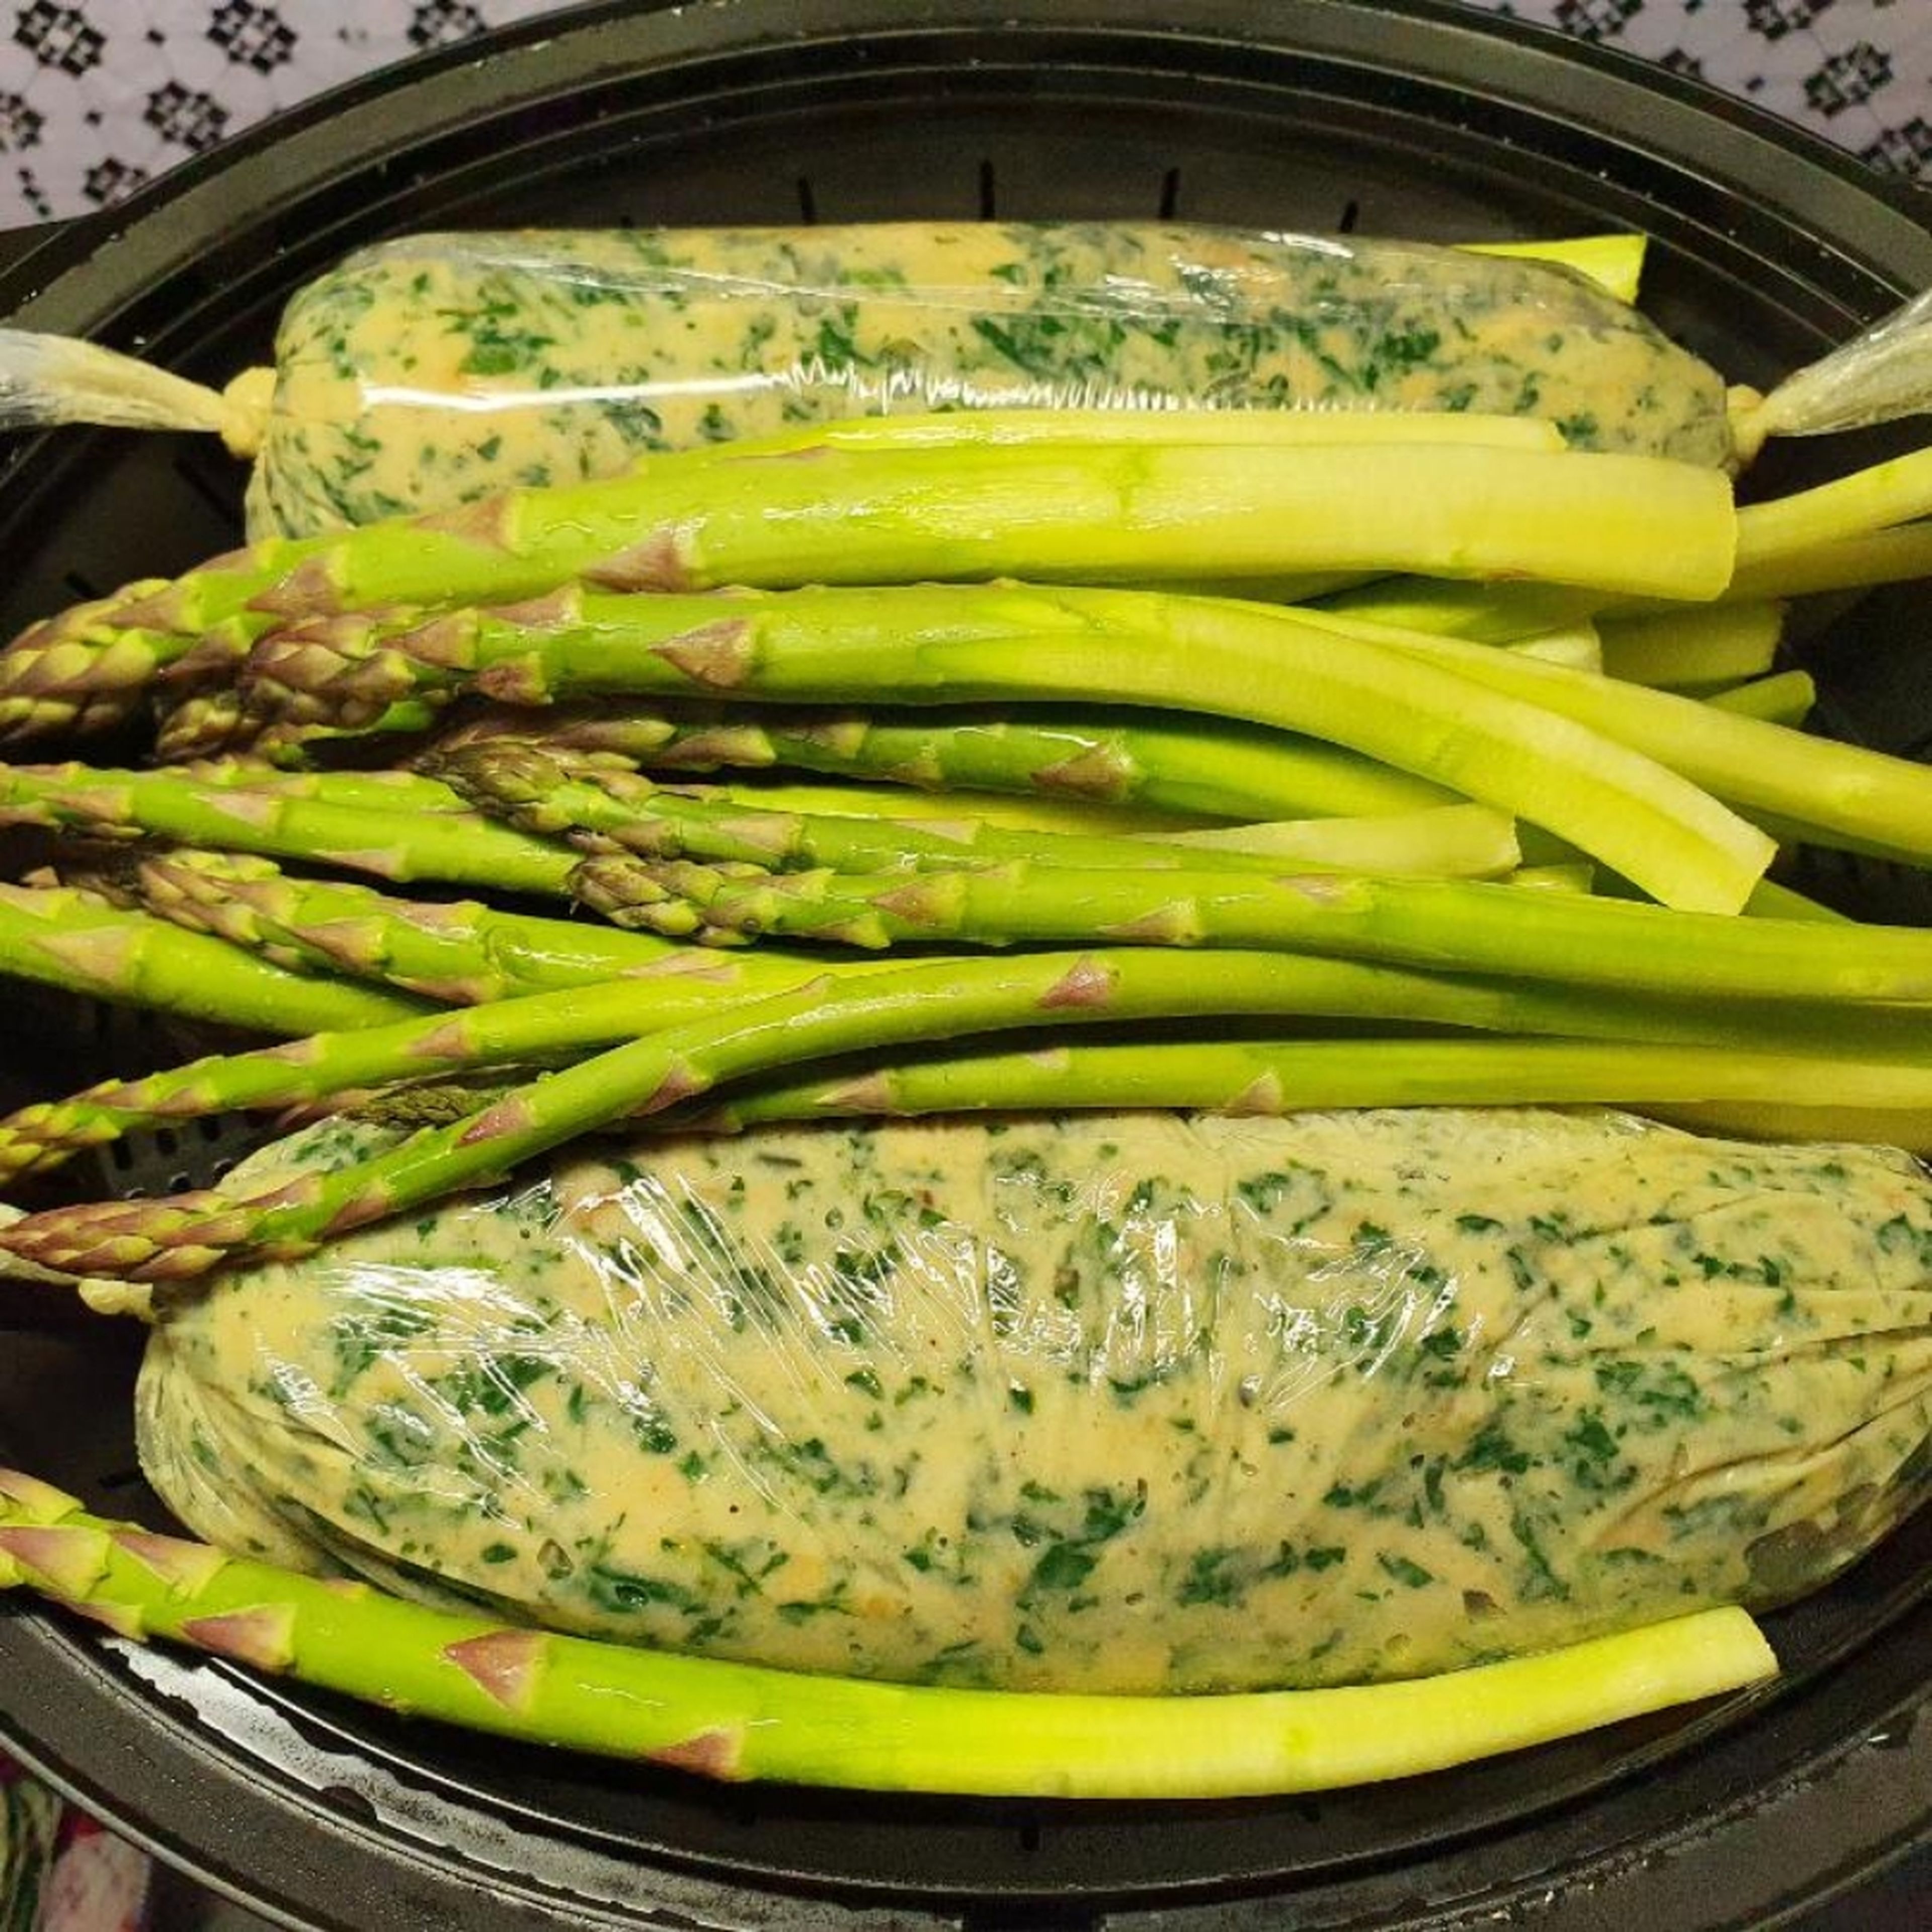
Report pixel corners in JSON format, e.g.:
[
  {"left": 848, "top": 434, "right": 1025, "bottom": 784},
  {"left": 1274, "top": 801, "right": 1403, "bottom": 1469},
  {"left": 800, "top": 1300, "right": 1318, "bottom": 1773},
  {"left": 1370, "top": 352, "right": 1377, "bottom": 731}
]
[
  {"left": 652, "top": 774, "right": 1201, "bottom": 837},
  {"left": 431, "top": 741, "right": 1519, "bottom": 880},
  {"left": 15, "top": 924, "right": 1927, "bottom": 1185},
  {"left": 0, "top": 1471, "right": 1776, "bottom": 1798},
  {"left": 0, "top": 882, "right": 424, "bottom": 1035},
  {"left": 571, "top": 855, "right": 1932, "bottom": 1008},
  {"left": 1720, "top": 520, "right": 1932, "bottom": 604},
  {"left": 0, "top": 414, "right": 1735, "bottom": 743},
  {"left": 426, "top": 719, "right": 1223, "bottom": 837},
  {"left": 123, "top": 848, "right": 779, "bottom": 1003},
  {"left": 705, "top": 1033, "right": 1932, "bottom": 1150},
  {"left": 1325, "top": 615, "right": 1932, "bottom": 866},
  {"left": 0, "top": 762, "right": 580, "bottom": 896},
  {"left": 23, "top": 926, "right": 1905, "bottom": 1286},
  {"left": 425, "top": 700, "right": 1452, "bottom": 821},
  {"left": 1731, "top": 444, "right": 1932, "bottom": 568},
  {"left": 179, "top": 761, "right": 471, "bottom": 814},
  {"left": 0, "top": 947, "right": 885, "bottom": 1183},
  {"left": 233, "top": 581, "right": 1771, "bottom": 912}
]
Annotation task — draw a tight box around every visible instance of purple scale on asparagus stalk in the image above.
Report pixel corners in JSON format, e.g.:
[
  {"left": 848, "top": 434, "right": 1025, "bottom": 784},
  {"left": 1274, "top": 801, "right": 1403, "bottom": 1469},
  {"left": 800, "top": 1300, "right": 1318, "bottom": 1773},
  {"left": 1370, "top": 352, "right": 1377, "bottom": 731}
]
[
  {"left": 48, "top": 784, "right": 137, "bottom": 830},
  {"left": 383, "top": 613, "right": 472, "bottom": 671},
  {"left": 414, "top": 495, "right": 517, "bottom": 550},
  {"left": 291, "top": 918, "right": 390, "bottom": 971},
  {"left": 488, "top": 589, "right": 581, "bottom": 631},
  {"left": 143, "top": 1082, "right": 230, "bottom": 1117},
  {"left": 139, "top": 1242, "right": 239, "bottom": 1282},
  {"left": 1228, "top": 1072, "right": 1290, "bottom": 1116},
  {"left": 0, "top": 1469, "right": 76, "bottom": 1518},
  {"left": 394, "top": 901, "right": 476, "bottom": 935},
  {"left": 38, "top": 927, "right": 141, "bottom": 984},
  {"left": 312, "top": 847, "right": 413, "bottom": 881},
  {"left": 407, "top": 1018, "right": 482, "bottom": 1064},
  {"left": 247, "top": 556, "right": 346, "bottom": 620},
  {"left": 795, "top": 717, "right": 871, "bottom": 755},
  {"left": 244, "top": 1175, "right": 330, "bottom": 1217},
  {"left": 661, "top": 725, "right": 779, "bottom": 768},
  {"left": 319, "top": 1188, "right": 403, "bottom": 1243},
  {"left": 8, "top": 641, "right": 94, "bottom": 696},
  {"left": 1037, "top": 747, "right": 1133, "bottom": 799},
  {"left": 474, "top": 658, "right": 554, "bottom": 707},
  {"left": 1102, "top": 903, "right": 1205, "bottom": 944},
  {"left": 583, "top": 526, "right": 697, "bottom": 594},
  {"left": 648, "top": 1729, "right": 747, "bottom": 1781},
  {"left": 200, "top": 790, "right": 280, "bottom": 831},
  {"left": 1, "top": 611, "right": 55, "bottom": 656},
  {"left": 182, "top": 1604, "right": 298, "bottom": 1671},
  {"left": 1039, "top": 956, "right": 1118, "bottom": 1009},
  {"left": 872, "top": 876, "right": 964, "bottom": 928},
  {"left": 159, "top": 634, "right": 249, "bottom": 689},
  {"left": 0, "top": 1525, "right": 108, "bottom": 1599},
  {"left": 443, "top": 1628, "right": 547, "bottom": 1713},
  {"left": 77, "top": 585, "right": 184, "bottom": 632},
  {"left": 712, "top": 814, "right": 797, "bottom": 862},
  {"left": 245, "top": 631, "right": 377, "bottom": 699},
  {"left": 815, "top": 1070, "right": 894, "bottom": 1113},
  {"left": 896, "top": 816, "right": 977, "bottom": 847},
  {"left": 457, "top": 1094, "right": 542, "bottom": 1146},
  {"left": 112, "top": 1529, "right": 230, "bottom": 1595},
  {"left": 65, "top": 1597, "right": 145, "bottom": 1641},
  {"left": 253, "top": 1037, "right": 334, "bottom": 1069},
  {"left": 605, "top": 821, "right": 675, "bottom": 858},
  {"left": 637, "top": 1058, "right": 714, "bottom": 1116},
  {"left": 650, "top": 618, "right": 756, "bottom": 688},
  {"left": 634, "top": 952, "right": 741, "bottom": 984}
]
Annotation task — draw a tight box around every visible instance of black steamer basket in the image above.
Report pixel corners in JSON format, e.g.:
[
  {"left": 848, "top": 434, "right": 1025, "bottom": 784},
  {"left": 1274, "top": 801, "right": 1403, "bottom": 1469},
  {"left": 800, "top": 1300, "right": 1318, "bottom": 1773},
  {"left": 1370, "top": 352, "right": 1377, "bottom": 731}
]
[{"left": 0, "top": 3, "right": 1929, "bottom": 1926}]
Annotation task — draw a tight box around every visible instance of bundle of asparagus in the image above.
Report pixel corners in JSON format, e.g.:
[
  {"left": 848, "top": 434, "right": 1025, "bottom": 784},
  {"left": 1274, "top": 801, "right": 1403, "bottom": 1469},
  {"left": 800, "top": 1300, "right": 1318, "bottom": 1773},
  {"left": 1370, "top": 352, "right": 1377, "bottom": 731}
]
[{"left": 1, "top": 404, "right": 1930, "bottom": 1795}]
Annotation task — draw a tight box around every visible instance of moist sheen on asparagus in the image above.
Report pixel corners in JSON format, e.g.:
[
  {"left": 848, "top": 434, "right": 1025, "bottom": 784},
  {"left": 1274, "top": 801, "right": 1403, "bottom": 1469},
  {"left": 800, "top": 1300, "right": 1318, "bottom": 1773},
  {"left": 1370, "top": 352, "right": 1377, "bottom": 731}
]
[
  {"left": 136, "top": 1104, "right": 1932, "bottom": 1696},
  {"left": 0, "top": 418, "right": 1737, "bottom": 753}
]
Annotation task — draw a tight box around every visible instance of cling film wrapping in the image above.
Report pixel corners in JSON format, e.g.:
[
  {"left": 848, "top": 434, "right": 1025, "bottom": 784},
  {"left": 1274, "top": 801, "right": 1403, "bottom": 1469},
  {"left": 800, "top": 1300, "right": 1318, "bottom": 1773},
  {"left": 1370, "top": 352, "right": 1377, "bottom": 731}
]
[
  {"left": 135, "top": 1104, "right": 1932, "bottom": 1696},
  {"left": 1734, "top": 282, "right": 1932, "bottom": 453},
  {"left": 244, "top": 223, "right": 1732, "bottom": 534}
]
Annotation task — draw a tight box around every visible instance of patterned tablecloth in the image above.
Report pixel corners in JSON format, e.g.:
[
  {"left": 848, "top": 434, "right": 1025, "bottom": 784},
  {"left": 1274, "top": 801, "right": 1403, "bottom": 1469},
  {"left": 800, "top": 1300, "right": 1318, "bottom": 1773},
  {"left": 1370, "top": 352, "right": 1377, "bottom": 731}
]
[
  {"left": 0, "top": 0, "right": 1925, "bottom": 228},
  {"left": 1, "top": 1763, "right": 147, "bottom": 1932},
  {"left": 2, "top": 0, "right": 1930, "bottom": 1926}
]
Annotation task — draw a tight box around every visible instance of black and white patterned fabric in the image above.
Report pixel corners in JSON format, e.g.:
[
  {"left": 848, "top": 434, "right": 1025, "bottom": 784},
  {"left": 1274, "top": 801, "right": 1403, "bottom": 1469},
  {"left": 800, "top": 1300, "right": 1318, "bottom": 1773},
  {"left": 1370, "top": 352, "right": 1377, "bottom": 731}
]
[{"left": 0, "top": 0, "right": 1927, "bottom": 230}]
